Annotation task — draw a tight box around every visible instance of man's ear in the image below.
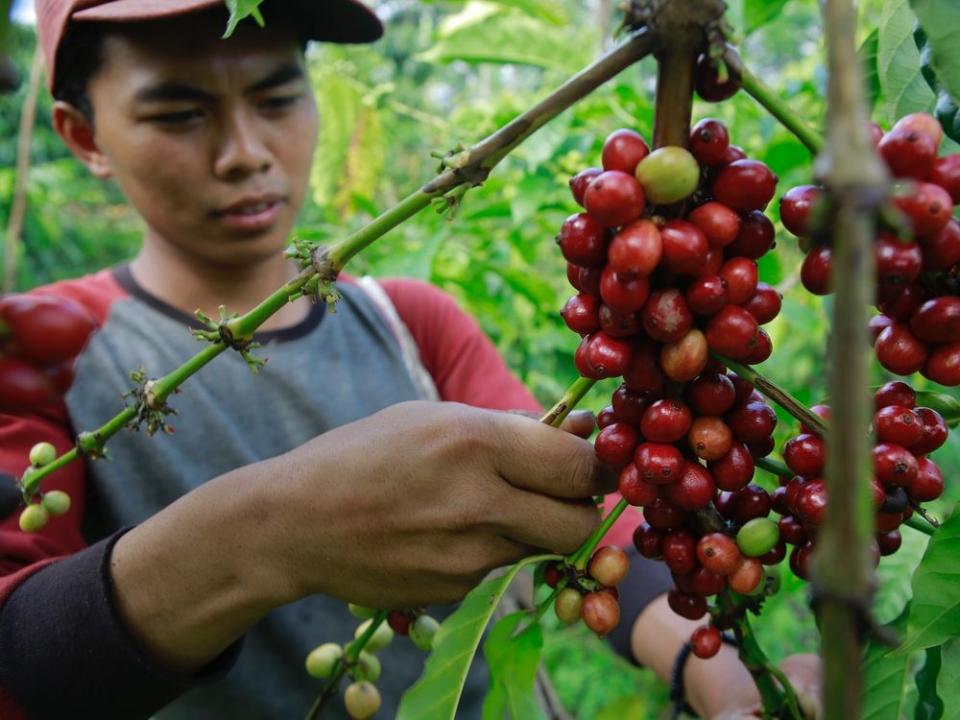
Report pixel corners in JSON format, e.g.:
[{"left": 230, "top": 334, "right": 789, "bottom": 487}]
[{"left": 52, "top": 100, "right": 112, "bottom": 179}]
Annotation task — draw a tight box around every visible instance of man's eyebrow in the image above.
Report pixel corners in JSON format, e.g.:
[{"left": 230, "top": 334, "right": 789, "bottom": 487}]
[
  {"left": 133, "top": 64, "right": 305, "bottom": 104},
  {"left": 247, "top": 63, "right": 305, "bottom": 93}
]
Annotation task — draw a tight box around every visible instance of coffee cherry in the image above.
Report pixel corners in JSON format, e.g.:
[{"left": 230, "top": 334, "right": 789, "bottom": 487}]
[
  {"left": 912, "top": 407, "right": 948, "bottom": 454},
  {"left": 641, "top": 399, "right": 693, "bottom": 443},
  {"left": 561, "top": 294, "right": 601, "bottom": 335},
  {"left": 633, "top": 522, "right": 663, "bottom": 559},
  {"left": 687, "top": 201, "right": 741, "bottom": 248},
  {"left": 695, "top": 52, "right": 740, "bottom": 102},
  {"left": 696, "top": 533, "right": 741, "bottom": 575},
  {"left": 643, "top": 498, "right": 687, "bottom": 530},
  {"left": 875, "top": 236, "right": 922, "bottom": 286},
  {"left": 689, "top": 118, "right": 730, "bottom": 166},
  {"left": 41, "top": 490, "right": 71, "bottom": 517},
  {"left": 660, "top": 220, "right": 709, "bottom": 275},
  {"left": 348, "top": 604, "right": 377, "bottom": 620},
  {"left": 574, "top": 336, "right": 604, "bottom": 380},
  {"left": 736, "top": 518, "right": 780, "bottom": 558},
  {"left": 783, "top": 433, "right": 826, "bottom": 477},
  {"left": 598, "top": 305, "right": 642, "bottom": 337},
  {"left": 719, "top": 258, "right": 759, "bottom": 305},
  {"left": 661, "top": 329, "right": 709, "bottom": 382},
  {"left": 877, "top": 283, "right": 926, "bottom": 321},
  {"left": 619, "top": 463, "right": 658, "bottom": 506},
  {"left": 594, "top": 422, "right": 640, "bottom": 466},
  {"left": 727, "top": 401, "right": 777, "bottom": 444},
  {"left": 876, "top": 510, "right": 905, "bottom": 533},
  {"left": 388, "top": 610, "right": 411, "bottom": 636},
  {"left": 558, "top": 213, "right": 607, "bottom": 266},
  {"left": 29, "top": 442, "right": 57, "bottom": 468},
  {"left": 611, "top": 384, "right": 652, "bottom": 426},
  {"left": 687, "top": 373, "right": 736, "bottom": 416},
  {"left": 707, "top": 442, "right": 755, "bottom": 491},
  {"left": 602, "top": 129, "right": 650, "bottom": 174},
  {"left": 923, "top": 341, "right": 960, "bottom": 386},
  {"left": 880, "top": 129, "right": 937, "bottom": 180},
  {"left": 880, "top": 486, "right": 910, "bottom": 514},
  {"left": 0, "top": 357, "right": 58, "bottom": 410},
  {"left": 780, "top": 185, "right": 822, "bottom": 237},
  {"left": 642, "top": 289, "right": 694, "bottom": 343},
  {"left": 607, "top": 220, "right": 662, "bottom": 276},
  {"left": 759, "top": 540, "right": 787, "bottom": 566},
  {"left": 355, "top": 619, "right": 393, "bottom": 652},
  {"left": 668, "top": 589, "right": 708, "bottom": 620},
  {"left": 685, "top": 275, "right": 728, "bottom": 316},
  {"left": 712, "top": 160, "right": 777, "bottom": 212},
  {"left": 555, "top": 587, "right": 585, "bottom": 625},
  {"left": 877, "top": 529, "right": 903, "bottom": 556},
  {"left": 746, "top": 433, "right": 775, "bottom": 458},
  {"left": 875, "top": 381, "right": 916, "bottom": 409},
  {"left": 543, "top": 562, "right": 564, "bottom": 588},
  {"left": 873, "top": 443, "right": 919, "bottom": 487},
  {"left": 18, "top": 504, "right": 49, "bottom": 533},
  {"left": 567, "top": 263, "right": 602, "bottom": 296},
  {"left": 581, "top": 591, "right": 620, "bottom": 636},
  {"left": 635, "top": 147, "right": 700, "bottom": 204},
  {"left": 908, "top": 457, "right": 944, "bottom": 502},
  {"left": 800, "top": 246, "right": 833, "bottom": 295},
  {"left": 600, "top": 266, "right": 650, "bottom": 314},
  {"left": 702, "top": 247, "right": 724, "bottom": 275},
  {"left": 920, "top": 220, "right": 960, "bottom": 271},
  {"left": 931, "top": 154, "right": 960, "bottom": 203},
  {"left": 870, "top": 315, "right": 894, "bottom": 343},
  {"left": 690, "top": 567, "right": 727, "bottom": 596},
  {"left": 789, "top": 542, "right": 814, "bottom": 579},
  {"left": 569, "top": 167, "right": 602, "bottom": 207},
  {"left": 727, "top": 211, "right": 776, "bottom": 259},
  {"left": 633, "top": 444, "right": 685, "bottom": 487},
  {"left": 584, "top": 170, "right": 646, "bottom": 227},
  {"left": 405, "top": 614, "right": 438, "bottom": 652},
  {"left": 667, "top": 462, "right": 717, "bottom": 511},
  {"left": 623, "top": 340, "right": 665, "bottom": 393},
  {"left": 729, "top": 557, "right": 763, "bottom": 594},
  {"left": 305, "top": 643, "right": 343, "bottom": 679},
  {"left": 729, "top": 484, "right": 772, "bottom": 523},
  {"left": 875, "top": 323, "right": 928, "bottom": 375},
  {"left": 691, "top": 625, "right": 723, "bottom": 659},
  {"left": 744, "top": 329, "right": 773, "bottom": 365},
  {"left": 892, "top": 112, "right": 943, "bottom": 147},
  {"left": 894, "top": 182, "right": 953, "bottom": 238},
  {"left": 742, "top": 283, "right": 782, "bottom": 325},
  {"left": 589, "top": 545, "right": 630, "bottom": 586},
  {"left": 0, "top": 294, "right": 98, "bottom": 366},
  {"left": 706, "top": 306, "right": 760, "bottom": 360},
  {"left": 688, "top": 417, "right": 733, "bottom": 461},
  {"left": 586, "top": 331, "right": 634, "bottom": 378},
  {"left": 778, "top": 514, "right": 806, "bottom": 545},
  {"left": 874, "top": 405, "right": 923, "bottom": 447},
  {"left": 344, "top": 681, "right": 381, "bottom": 720},
  {"left": 354, "top": 651, "right": 382, "bottom": 682}
]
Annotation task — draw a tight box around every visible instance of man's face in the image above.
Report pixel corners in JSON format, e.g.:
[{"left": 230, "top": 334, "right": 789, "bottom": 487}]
[{"left": 83, "top": 15, "right": 318, "bottom": 268}]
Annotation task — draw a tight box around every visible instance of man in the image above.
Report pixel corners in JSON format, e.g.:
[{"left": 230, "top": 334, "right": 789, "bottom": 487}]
[{"left": 0, "top": 1, "right": 820, "bottom": 717}]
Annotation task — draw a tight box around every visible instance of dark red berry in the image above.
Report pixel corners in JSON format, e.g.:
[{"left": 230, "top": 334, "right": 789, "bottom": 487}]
[
  {"left": 778, "top": 514, "right": 806, "bottom": 545},
  {"left": 874, "top": 405, "right": 923, "bottom": 447},
  {"left": 690, "top": 567, "right": 727, "bottom": 596},
  {"left": 602, "top": 129, "right": 650, "bottom": 175},
  {"left": 728, "top": 373, "right": 755, "bottom": 404},
  {"left": 923, "top": 342, "right": 960, "bottom": 385},
  {"left": 893, "top": 181, "right": 953, "bottom": 238},
  {"left": 690, "top": 118, "right": 730, "bottom": 166},
  {"left": 742, "top": 283, "right": 781, "bottom": 325},
  {"left": 931, "top": 153, "right": 960, "bottom": 203},
  {"left": 801, "top": 246, "right": 832, "bottom": 295},
  {"left": 727, "top": 401, "right": 777, "bottom": 444},
  {"left": 876, "top": 510, "right": 904, "bottom": 533},
  {"left": 584, "top": 170, "right": 645, "bottom": 227},
  {"left": 796, "top": 478, "right": 828, "bottom": 526},
  {"left": 873, "top": 443, "right": 919, "bottom": 487},
  {"left": 920, "top": 219, "right": 960, "bottom": 271},
  {"left": 558, "top": 213, "right": 607, "bottom": 266},
  {"left": 780, "top": 185, "right": 822, "bottom": 237},
  {"left": 719, "top": 258, "right": 759, "bottom": 305},
  {"left": 600, "top": 266, "right": 650, "bottom": 314},
  {"left": 789, "top": 542, "right": 814, "bottom": 579},
  {"left": 726, "top": 211, "right": 775, "bottom": 260},
  {"left": 875, "top": 381, "right": 916, "bottom": 410},
  {"left": 870, "top": 315, "right": 895, "bottom": 343},
  {"left": 598, "top": 305, "right": 643, "bottom": 337},
  {"left": 607, "top": 219, "right": 662, "bottom": 276},
  {"left": 544, "top": 562, "right": 563, "bottom": 588},
  {"left": 641, "top": 399, "right": 693, "bottom": 443},
  {"left": 707, "top": 442, "right": 755, "bottom": 492},
  {"left": 746, "top": 434, "right": 775, "bottom": 458},
  {"left": 611, "top": 384, "right": 652, "bottom": 426},
  {"left": 712, "top": 160, "right": 777, "bottom": 213},
  {"left": 687, "top": 373, "right": 737, "bottom": 416},
  {"left": 879, "top": 129, "right": 937, "bottom": 180},
  {"left": 729, "top": 484, "right": 771, "bottom": 523},
  {"left": 388, "top": 610, "right": 411, "bottom": 635},
  {"left": 663, "top": 530, "right": 698, "bottom": 574},
  {"left": 619, "top": 463, "right": 659, "bottom": 506},
  {"left": 667, "top": 590, "right": 708, "bottom": 620},
  {"left": 661, "top": 220, "right": 709, "bottom": 275},
  {"left": 667, "top": 461, "right": 717, "bottom": 511},
  {"left": 908, "top": 457, "right": 944, "bottom": 502},
  {"left": 642, "top": 289, "right": 694, "bottom": 343},
  {"left": 570, "top": 167, "right": 602, "bottom": 207},
  {"left": 719, "top": 144, "right": 747, "bottom": 165},
  {"left": 877, "top": 529, "right": 902, "bottom": 556},
  {"left": 783, "top": 433, "right": 826, "bottom": 478},
  {"left": 634, "top": 443, "right": 685, "bottom": 485},
  {"left": 644, "top": 498, "right": 686, "bottom": 530},
  {"left": 697, "top": 533, "right": 742, "bottom": 575},
  {"left": 759, "top": 540, "right": 787, "bottom": 565},
  {"left": 911, "top": 297, "right": 960, "bottom": 343},
  {"left": 574, "top": 335, "right": 604, "bottom": 379},
  {"left": 567, "top": 263, "right": 602, "bottom": 295},
  {"left": 561, "top": 294, "right": 601, "bottom": 335},
  {"left": 633, "top": 522, "right": 663, "bottom": 558},
  {"left": 685, "top": 275, "right": 728, "bottom": 316},
  {"left": 695, "top": 52, "right": 741, "bottom": 103},
  {"left": 691, "top": 625, "right": 722, "bottom": 659},
  {"left": 912, "top": 407, "right": 948, "bottom": 454},
  {"left": 875, "top": 235, "right": 922, "bottom": 286},
  {"left": 586, "top": 331, "right": 634, "bottom": 378},
  {"left": 706, "top": 306, "right": 760, "bottom": 361},
  {"left": 880, "top": 486, "right": 910, "bottom": 515},
  {"left": 0, "top": 357, "right": 59, "bottom": 410},
  {"left": 687, "top": 201, "right": 741, "bottom": 248},
  {"left": 623, "top": 340, "right": 665, "bottom": 393},
  {"left": 877, "top": 283, "right": 926, "bottom": 321},
  {"left": 594, "top": 422, "right": 640, "bottom": 466},
  {"left": 875, "top": 323, "right": 928, "bottom": 375}
]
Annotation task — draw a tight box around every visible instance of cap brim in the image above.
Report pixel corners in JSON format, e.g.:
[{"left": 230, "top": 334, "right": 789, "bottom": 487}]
[{"left": 73, "top": 0, "right": 383, "bottom": 44}]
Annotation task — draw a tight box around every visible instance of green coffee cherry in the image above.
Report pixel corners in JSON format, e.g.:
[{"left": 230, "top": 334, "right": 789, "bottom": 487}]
[
  {"left": 635, "top": 146, "right": 701, "bottom": 204},
  {"left": 348, "top": 603, "right": 377, "bottom": 620},
  {"left": 344, "top": 681, "right": 381, "bottom": 719},
  {"left": 305, "top": 642, "right": 343, "bottom": 679},
  {"left": 736, "top": 517, "right": 780, "bottom": 557},
  {"left": 19, "top": 504, "right": 49, "bottom": 533},
  {"left": 355, "top": 619, "right": 393, "bottom": 652},
  {"left": 409, "top": 615, "right": 440, "bottom": 652},
  {"left": 353, "top": 651, "right": 381, "bottom": 683},
  {"left": 42, "top": 490, "right": 71, "bottom": 516},
  {"left": 554, "top": 587, "right": 584, "bottom": 625},
  {"left": 29, "top": 442, "right": 57, "bottom": 468}
]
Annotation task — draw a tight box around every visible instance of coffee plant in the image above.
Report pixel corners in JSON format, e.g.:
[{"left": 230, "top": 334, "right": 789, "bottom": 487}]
[{"left": 3, "top": 0, "right": 960, "bottom": 718}]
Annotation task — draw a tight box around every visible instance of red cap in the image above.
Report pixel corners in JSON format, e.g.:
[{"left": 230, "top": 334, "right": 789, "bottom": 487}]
[{"left": 36, "top": 0, "right": 383, "bottom": 91}]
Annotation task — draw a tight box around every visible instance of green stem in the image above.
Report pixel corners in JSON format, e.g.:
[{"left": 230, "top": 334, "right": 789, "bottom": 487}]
[
  {"left": 540, "top": 376, "right": 596, "bottom": 427},
  {"left": 756, "top": 456, "right": 792, "bottom": 479},
  {"left": 715, "top": 353, "right": 828, "bottom": 437},
  {"left": 571, "top": 498, "right": 629, "bottom": 570},
  {"left": 228, "top": 268, "right": 315, "bottom": 338},
  {"left": 904, "top": 513, "right": 936, "bottom": 536},
  {"left": 740, "top": 66, "right": 824, "bottom": 155},
  {"left": 304, "top": 610, "right": 390, "bottom": 720}
]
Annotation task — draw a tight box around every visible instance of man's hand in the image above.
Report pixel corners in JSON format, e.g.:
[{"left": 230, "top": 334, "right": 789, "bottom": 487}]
[{"left": 712, "top": 653, "right": 822, "bottom": 720}]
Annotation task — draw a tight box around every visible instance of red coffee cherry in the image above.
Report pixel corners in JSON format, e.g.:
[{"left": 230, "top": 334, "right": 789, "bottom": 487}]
[
  {"left": 728, "top": 373, "right": 756, "bottom": 404},
  {"left": 726, "top": 210, "right": 776, "bottom": 260},
  {"left": 707, "top": 442, "right": 755, "bottom": 492},
  {"left": 923, "top": 341, "right": 960, "bottom": 385},
  {"left": 641, "top": 399, "right": 693, "bottom": 443},
  {"left": 729, "top": 484, "right": 772, "bottom": 523},
  {"left": 611, "top": 384, "right": 652, "bottom": 426},
  {"left": 600, "top": 266, "right": 650, "bottom": 314},
  {"left": 875, "top": 323, "right": 928, "bottom": 375},
  {"left": 720, "top": 144, "right": 747, "bottom": 165},
  {"left": 388, "top": 610, "right": 411, "bottom": 635},
  {"left": 690, "top": 567, "right": 728, "bottom": 596},
  {"left": 0, "top": 357, "right": 59, "bottom": 410},
  {"left": 607, "top": 219, "right": 663, "bottom": 276},
  {"left": 892, "top": 112, "right": 943, "bottom": 147},
  {"left": 596, "top": 404, "right": 617, "bottom": 429},
  {"left": 742, "top": 283, "right": 782, "bottom": 325},
  {"left": 873, "top": 443, "right": 919, "bottom": 487},
  {"left": 719, "top": 258, "right": 759, "bottom": 305},
  {"left": 667, "top": 589, "right": 708, "bottom": 620},
  {"left": 691, "top": 625, "right": 723, "bottom": 659},
  {"left": 543, "top": 562, "right": 564, "bottom": 588},
  {"left": 874, "top": 405, "right": 923, "bottom": 447},
  {"left": 661, "top": 329, "right": 709, "bottom": 382},
  {"left": 697, "top": 533, "right": 742, "bottom": 575},
  {"left": 581, "top": 591, "right": 620, "bottom": 636},
  {"left": 690, "top": 118, "right": 730, "bottom": 166},
  {"left": 760, "top": 540, "right": 787, "bottom": 566},
  {"left": 800, "top": 246, "right": 833, "bottom": 295},
  {"left": 705, "top": 306, "right": 760, "bottom": 360},
  {"left": 663, "top": 530, "right": 698, "bottom": 574},
  {"left": 783, "top": 433, "right": 826, "bottom": 477},
  {"left": 778, "top": 514, "right": 806, "bottom": 545},
  {"left": 561, "top": 294, "right": 601, "bottom": 335},
  {"left": 623, "top": 340, "right": 665, "bottom": 393},
  {"left": 744, "top": 328, "right": 772, "bottom": 365},
  {"left": 619, "top": 463, "right": 659, "bottom": 506},
  {"left": 633, "top": 522, "right": 663, "bottom": 558},
  {"left": 711, "top": 160, "right": 777, "bottom": 213},
  {"left": 667, "top": 462, "right": 717, "bottom": 511},
  {"left": 876, "top": 510, "right": 904, "bottom": 533},
  {"left": 687, "top": 201, "right": 741, "bottom": 248},
  {"left": 569, "top": 167, "right": 602, "bottom": 207},
  {"left": 643, "top": 498, "right": 687, "bottom": 530},
  {"left": 688, "top": 417, "right": 734, "bottom": 461},
  {"left": 879, "top": 129, "right": 938, "bottom": 180},
  {"left": 598, "top": 305, "right": 642, "bottom": 338},
  {"left": 908, "top": 457, "right": 945, "bottom": 502},
  {"left": 875, "top": 236, "right": 922, "bottom": 286},
  {"left": 586, "top": 331, "right": 634, "bottom": 378},
  {"left": 893, "top": 181, "right": 953, "bottom": 238},
  {"left": 594, "top": 422, "right": 640, "bottom": 466},
  {"left": 920, "top": 219, "right": 960, "bottom": 272},
  {"left": 796, "top": 478, "right": 828, "bottom": 526},
  {"left": 877, "top": 529, "right": 903, "bottom": 556},
  {"left": 685, "top": 275, "right": 728, "bottom": 316},
  {"left": 727, "top": 401, "right": 777, "bottom": 444},
  {"left": 558, "top": 213, "right": 607, "bottom": 266},
  {"left": 584, "top": 170, "right": 646, "bottom": 227},
  {"left": 869, "top": 315, "right": 894, "bottom": 343},
  {"left": 567, "top": 263, "right": 601, "bottom": 296},
  {"left": 729, "top": 557, "right": 763, "bottom": 594},
  {"left": 746, "top": 433, "right": 775, "bottom": 458},
  {"left": 877, "top": 284, "right": 926, "bottom": 323},
  {"left": 602, "top": 129, "right": 650, "bottom": 174},
  {"left": 931, "top": 153, "right": 960, "bottom": 203},
  {"left": 789, "top": 542, "right": 814, "bottom": 579},
  {"left": 661, "top": 220, "right": 709, "bottom": 275},
  {"left": 687, "top": 373, "right": 737, "bottom": 416},
  {"left": 634, "top": 443, "right": 685, "bottom": 485},
  {"left": 780, "top": 185, "right": 822, "bottom": 237},
  {"left": 589, "top": 545, "right": 630, "bottom": 586},
  {"left": 694, "top": 52, "right": 740, "bottom": 102},
  {"left": 874, "top": 381, "right": 916, "bottom": 409},
  {"left": 574, "top": 335, "right": 604, "bottom": 379},
  {"left": 642, "top": 289, "right": 694, "bottom": 343},
  {"left": 912, "top": 407, "right": 948, "bottom": 454},
  {"left": 1, "top": 295, "right": 97, "bottom": 367}
]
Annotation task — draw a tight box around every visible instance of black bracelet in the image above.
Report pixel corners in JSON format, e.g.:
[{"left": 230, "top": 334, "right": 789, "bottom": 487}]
[{"left": 669, "top": 633, "right": 737, "bottom": 719}]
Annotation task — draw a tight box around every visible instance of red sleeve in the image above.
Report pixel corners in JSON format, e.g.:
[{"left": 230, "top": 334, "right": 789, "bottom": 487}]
[{"left": 379, "top": 278, "right": 541, "bottom": 412}]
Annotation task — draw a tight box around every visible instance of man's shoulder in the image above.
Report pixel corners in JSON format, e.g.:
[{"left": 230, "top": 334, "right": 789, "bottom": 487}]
[{"left": 27, "top": 267, "right": 128, "bottom": 325}]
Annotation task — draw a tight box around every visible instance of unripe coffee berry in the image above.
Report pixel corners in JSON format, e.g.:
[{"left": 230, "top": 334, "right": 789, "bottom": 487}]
[
  {"left": 691, "top": 625, "right": 722, "bottom": 659},
  {"left": 696, "top": 533, "right": 741, "bottom": 575},
  {"left": 555, "top": 587, "right": 584, "bottom": 625},
  {"left": 355, "top": 619, "right": 393, "bottom": 652},
  {"left": 29, "top": 442, "right": 57, "bottom": 468},
  {"left": 19, "top": 504, "right": 49, "bottom": 533},
  {"left": 409, "top": 615, "right": 440, "bottom": 652},
  {"left": 305, "top": 642, "right": 343, "bottom": 679},
  {"left": 589, "top": 545, "right": 630, "bottom": 587},
  {"left": 634, "top": 147, "right": 700, "bottom": 204},
  {"left": 354, "top": 651, "right": 382, "bottom": 683},
  {"left": 736, "top": 518, "right": 780, "bottom": 558},
  {"left": 581, "top": 591, "right": 620, "bottom": 636},
  {"left": 348, "top": 604, "right": 377, "bottom": 620},
  {"left": 661, "top": 329, "right": 709, "bottom": 382},
  {"left": 41, "top": 490, "right": 71, "bottom": 517},
  {"left": 688, "top": 417, "right": 733, "bottom": 461},
  {"left": 344, "top": 681, "right": 381, "bottom": 720}
]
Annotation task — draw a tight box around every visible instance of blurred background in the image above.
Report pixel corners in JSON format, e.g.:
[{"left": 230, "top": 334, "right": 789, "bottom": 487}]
[{"left": 1, "top": 0, "right": 957, "bottom": 716}]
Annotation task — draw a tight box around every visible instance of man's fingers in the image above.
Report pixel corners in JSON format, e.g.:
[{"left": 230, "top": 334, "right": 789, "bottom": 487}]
[
  {"left": 558, "top": 410, "right": 596, "bottom": 438},
  {"left": 496, "top": 489, "right": 602, "bottom": 554}
]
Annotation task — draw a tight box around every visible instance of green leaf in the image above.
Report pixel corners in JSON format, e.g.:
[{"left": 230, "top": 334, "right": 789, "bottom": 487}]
[
  {"left": 909, "top": 0, "right": 960, "bottom": 104},
  {"left": 397, "top": 555, "right": 557, "bottom": 720},
  {"left": 878, "top": 0, "right": 937, "bottom": 120},
  {"left": 937, "top": 639, "right": 960, "bottom": 718},
  {"left": 223, "top": 0, "right": 265, "bottom": 37},
  {"left": 914, "top": 390, "right": 960, "bottom": 427},
  {"left": 862, "top": 606, "right": 915, "bottom": 719},
  {"left": 899, "top": 507, "right": 960, "bottom": 653},
  {"left": 744, "top": 0, "right": 790, "bottom": 35},
  {"left": 914, "top": 646, "right": 944, "bottom": 720},
  {"left": 482, "top": 612, "right": 544, "bottom": 720},
  {"left": 875, "top": 522, "right": 931, "bottom": 625},
  {"left": 861, "top": 29, "right": 882, "bottom": 109}
]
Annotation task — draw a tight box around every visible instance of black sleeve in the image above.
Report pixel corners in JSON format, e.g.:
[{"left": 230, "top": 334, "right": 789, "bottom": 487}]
[
  {"left": 606, "top": 546, "right": 674, "bottom": 665},
  {"left": 0, "top": 528, "right": 242, "bottom": 720}
]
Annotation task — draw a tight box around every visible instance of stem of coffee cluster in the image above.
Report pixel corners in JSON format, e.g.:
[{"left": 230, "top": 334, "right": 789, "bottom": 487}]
[{"left": 540, "top": 376, "right": 597, "bottom": 427}]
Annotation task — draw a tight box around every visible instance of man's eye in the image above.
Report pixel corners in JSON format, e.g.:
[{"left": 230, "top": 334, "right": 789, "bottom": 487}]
[
  {"left": 262, "top": 95, "right": 301, "bottom": 110},
  {"left": 149, "top": 110, "right": 203, "bottom": 124}
]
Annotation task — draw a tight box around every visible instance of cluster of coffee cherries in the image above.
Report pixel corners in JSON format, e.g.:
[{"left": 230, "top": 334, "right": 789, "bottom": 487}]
[
  {"left": 776, "top": 381, "right": 948, "bottom": 579},
  {"left": 545, "top": 545, "right": 629, "bottom": 635},
  {"left": 305, "top": 606, "right": 439, "bottom": 719},
  {"left": 555, "top": 122, "right": 786, "bottom": 652},
  {"left": 782, "top": 112, "right": 960, "bottom": 385},
  {"left": 16, "top": 441, "right": 73, "bottom": 532}
]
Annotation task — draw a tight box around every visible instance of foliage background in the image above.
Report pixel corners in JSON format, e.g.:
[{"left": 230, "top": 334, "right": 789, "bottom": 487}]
[{"left": 2, "top": 0, "right": 958, "bottom": 717}]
